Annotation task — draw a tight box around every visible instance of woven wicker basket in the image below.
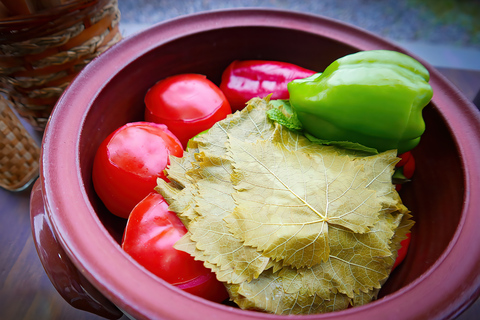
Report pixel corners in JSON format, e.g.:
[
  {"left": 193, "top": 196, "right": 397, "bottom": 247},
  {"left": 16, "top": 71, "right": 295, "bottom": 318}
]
[
  {"left": 0, "top": 95, "right": 40, "bottom": 191},
  {"left": 0, "top": 0, "right": 122, "bottom": 131},
  {"left": 0, "top": 0, "right": 121, "bottom": 191}
]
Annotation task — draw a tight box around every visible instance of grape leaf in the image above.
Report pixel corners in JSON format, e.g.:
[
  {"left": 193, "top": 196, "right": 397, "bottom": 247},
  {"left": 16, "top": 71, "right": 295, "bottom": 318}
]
[
  {"left": 194, "top": 97, "right": 277, "bottom": 157},
  {"left": 160, "top": 98, "right": 279, "bottom": 283},
  {"left": 183, "top": 153, "right": 271, "bottom": 283},
  {"left": 155, "top": 144, "right": 201, "bottom": 227},
  {"left": 298, "top": 210, "right": 401, "bottom": 298},
  {"left": 225, "top": 137, "right": 386, "bottom": 268},
  {"left": 226, "top": 268, "right": 351, "bottom": 315},
  {"left": 164, "top": 146, "right": 199, "bottom": 189},
  {"left": 156, "top": 97, "right": 414, "bottom": 315},
  {"left": 161, "top": 181, "right": 199, "bottom": 228},
  {"left": 387, "top": 209, "right": 414, "bottom": 264}
]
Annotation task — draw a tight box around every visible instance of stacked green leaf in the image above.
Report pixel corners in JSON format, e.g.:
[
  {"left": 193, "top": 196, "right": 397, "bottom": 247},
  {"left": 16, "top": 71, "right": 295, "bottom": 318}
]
[{"left": 155, "top": 97, "right": 413, "bottom": 315}]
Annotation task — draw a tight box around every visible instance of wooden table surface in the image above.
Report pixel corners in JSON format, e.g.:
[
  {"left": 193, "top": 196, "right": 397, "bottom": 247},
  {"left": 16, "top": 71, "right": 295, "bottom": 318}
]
[{"left": 1, "top": 67, "right": 479, "bottom": 320}]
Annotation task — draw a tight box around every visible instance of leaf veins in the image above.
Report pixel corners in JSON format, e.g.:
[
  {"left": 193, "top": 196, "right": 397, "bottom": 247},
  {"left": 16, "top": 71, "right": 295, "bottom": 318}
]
[{"left": 156, "top": 97, "right": 413, "bottom": 315}]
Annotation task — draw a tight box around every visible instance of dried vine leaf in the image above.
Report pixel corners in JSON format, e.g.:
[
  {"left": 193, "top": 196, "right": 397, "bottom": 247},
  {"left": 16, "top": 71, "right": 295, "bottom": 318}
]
[
  {"left": 226, "top": 137, "right": 389, "bottom": 268},
  {"left": 169, "top": 98, "right": 280, "bottom": 283},
  {"left": 189, "top": 154, "right": 235, "bottom": 218},
  {"left": 156, "top": 97, "right": 414, "bottom": 315},
  {"left": 387, "top": 209, "right": 414, "bottom": 265},
  {"left": 165, "top": 147, "right": 199, "bottom": 189},
  {"left": 227, "top": 268, "right": 351, "bottom": 315},
  {"left": 189, "top": 213, "right": 270, "bottom": 283},
  {"left": 298, "top": 211, "right": 402, "bottom": 299},
  {"left": 184, "top": 152, "right": 272, "bottom": 283},
  {"left": 155, "top": 146, "right": 200, "bottom": 227},
  {"left": 194, "top": 97, "right": 277, "bottom": 157},
  {"left": 354, "top": 150, "right": 402, "bottom": 210}
]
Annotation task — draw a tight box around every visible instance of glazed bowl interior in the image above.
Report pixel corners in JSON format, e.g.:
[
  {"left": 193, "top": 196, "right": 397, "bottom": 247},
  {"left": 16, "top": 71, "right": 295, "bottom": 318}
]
[
  {"left": 43, "top": 9, "right": 479, "bottom": 320},
  {"left": 84, "top": 23, "right": 460, "bottom": 300}
]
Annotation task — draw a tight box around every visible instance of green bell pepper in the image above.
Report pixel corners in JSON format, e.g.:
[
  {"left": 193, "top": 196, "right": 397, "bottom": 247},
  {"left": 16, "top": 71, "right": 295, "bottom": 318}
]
[{"left": 287, "top": 50, "right": 433, "bottom": 154}]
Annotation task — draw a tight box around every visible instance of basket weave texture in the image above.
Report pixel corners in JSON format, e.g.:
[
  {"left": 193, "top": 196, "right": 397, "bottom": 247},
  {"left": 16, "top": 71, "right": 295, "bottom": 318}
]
[
  {"left": 0, "top": 0, "right": 122, "bottom": 131},
  {"left": 0, "top": 95, "right": 39, "bottom": 191}
]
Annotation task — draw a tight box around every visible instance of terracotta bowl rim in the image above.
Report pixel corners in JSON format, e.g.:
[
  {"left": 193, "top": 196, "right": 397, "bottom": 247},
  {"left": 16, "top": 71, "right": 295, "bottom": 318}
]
[{"left": 39, "top": 8, "right": 480, "bottom": 320}]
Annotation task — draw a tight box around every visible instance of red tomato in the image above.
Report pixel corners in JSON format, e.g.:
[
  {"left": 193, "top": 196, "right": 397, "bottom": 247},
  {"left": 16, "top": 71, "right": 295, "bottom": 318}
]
[
  {"left": 122, "top": 192, "right": 229, "bottom": 302},
  {"left": 145, "top": 74, "right": 232, "bottom": 148},
  {"left": 92, "top": 122, "right": 183, "bottom": 219}
]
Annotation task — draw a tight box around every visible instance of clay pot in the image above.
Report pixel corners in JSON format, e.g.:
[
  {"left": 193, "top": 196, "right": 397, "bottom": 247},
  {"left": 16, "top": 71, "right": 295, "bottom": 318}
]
[{"left": 30, "top": 9, "right": 480, "bottom": 320}]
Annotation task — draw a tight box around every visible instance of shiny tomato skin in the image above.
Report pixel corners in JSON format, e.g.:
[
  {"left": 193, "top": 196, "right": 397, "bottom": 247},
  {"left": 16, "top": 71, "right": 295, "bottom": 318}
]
[
  {"left": 145, "top": 74, "right": 232, "bottom": 148},
  {"left": 92, "top": 122, "right": 183, "bottom": 219},
  {"left": 122, "top": 192, "right": 229, "bottom": 302}
]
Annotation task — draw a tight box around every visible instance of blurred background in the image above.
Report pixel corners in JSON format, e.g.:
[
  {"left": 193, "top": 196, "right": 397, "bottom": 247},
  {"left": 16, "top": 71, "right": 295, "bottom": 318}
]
[{"left": 118, "top": 0, "right": 480, "bottom": 71}]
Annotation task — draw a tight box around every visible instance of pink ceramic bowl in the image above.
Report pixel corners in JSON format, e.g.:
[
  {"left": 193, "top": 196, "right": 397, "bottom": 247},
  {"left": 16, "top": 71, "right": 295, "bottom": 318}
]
[{"left": 30, "top": 8, "right": 480, "bottom": 320}]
